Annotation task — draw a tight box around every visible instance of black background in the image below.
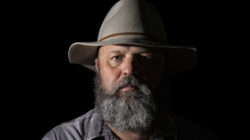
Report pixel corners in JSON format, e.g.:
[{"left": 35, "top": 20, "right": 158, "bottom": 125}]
[{"left": 2, "top": 0, "right": 245, "bottom": 139}]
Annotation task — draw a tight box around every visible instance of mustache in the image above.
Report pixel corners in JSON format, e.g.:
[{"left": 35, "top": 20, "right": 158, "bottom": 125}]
[
  {"left": 111, "top": 75, "right": 140, "bottom": 93},
  {"left": 110, "top": 75, "right": 152, "bottom": 97}
]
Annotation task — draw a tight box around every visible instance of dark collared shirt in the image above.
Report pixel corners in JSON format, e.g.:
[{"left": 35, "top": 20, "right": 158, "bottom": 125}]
[{"left": 42, "top": 108, "right": 219, "bottom": 140}]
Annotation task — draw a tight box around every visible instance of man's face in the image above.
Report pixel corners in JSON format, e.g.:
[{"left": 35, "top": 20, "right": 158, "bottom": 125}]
[
  {"left": 94, "top": 45, "right": 167, "bottom": 132},
  {"left": 95, "top": 45, "right": 166, "bottom": 94}
]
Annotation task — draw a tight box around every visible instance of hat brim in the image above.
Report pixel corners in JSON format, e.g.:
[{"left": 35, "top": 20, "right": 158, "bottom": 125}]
[{"left": 68, "top": 37, "right": 197, "bottom": 75}]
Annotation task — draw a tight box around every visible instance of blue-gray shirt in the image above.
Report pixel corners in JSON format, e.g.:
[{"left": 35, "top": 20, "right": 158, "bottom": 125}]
[{"left": 42, "top": 108, "right": 219, "bottom": 140}]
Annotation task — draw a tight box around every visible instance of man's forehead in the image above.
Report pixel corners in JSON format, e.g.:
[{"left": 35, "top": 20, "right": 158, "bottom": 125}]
[{"left": 99, "top": 45, "right": 165, "bottom": 54}]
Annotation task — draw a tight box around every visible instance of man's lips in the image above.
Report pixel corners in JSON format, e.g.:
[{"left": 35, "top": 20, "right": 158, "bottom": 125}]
[{"left": 120, "top": 85, "right": 135, "bottom": 92}]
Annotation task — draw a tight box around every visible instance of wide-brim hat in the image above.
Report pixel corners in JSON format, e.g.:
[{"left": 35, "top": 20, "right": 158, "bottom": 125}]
[{"left": 68, "top": 0, "right": 197, "bottom": 75}]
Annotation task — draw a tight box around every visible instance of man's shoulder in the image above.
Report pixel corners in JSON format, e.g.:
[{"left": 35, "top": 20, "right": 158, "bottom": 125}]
[
  {"left": 41, "top": 109, "right": 95, "bottom": 140},
  {"left": 171, "top": 114, "right": 219, "bottom": 140}
]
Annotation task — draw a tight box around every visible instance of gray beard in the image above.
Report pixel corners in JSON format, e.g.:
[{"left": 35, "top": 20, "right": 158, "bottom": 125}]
[{"left": 94, "top": 74, "right": 157, "bottom": 133}]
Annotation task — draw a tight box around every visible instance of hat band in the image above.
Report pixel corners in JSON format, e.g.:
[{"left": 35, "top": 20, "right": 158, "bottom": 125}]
[{"left": 98, "top": 32, "right": 157, "bottom": 42}]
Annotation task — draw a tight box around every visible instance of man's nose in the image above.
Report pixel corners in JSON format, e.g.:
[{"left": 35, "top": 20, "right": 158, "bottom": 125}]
[{"left": 121, "top": 58, "right": 136, "bottom": 77}]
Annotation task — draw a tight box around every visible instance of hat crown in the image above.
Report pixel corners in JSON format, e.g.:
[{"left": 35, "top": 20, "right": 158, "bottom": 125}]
[{"left": 97, "top": 0, "right": 167, "bottom": 42}]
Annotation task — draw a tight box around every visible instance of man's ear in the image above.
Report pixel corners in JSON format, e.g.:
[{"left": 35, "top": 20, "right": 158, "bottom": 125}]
[{"left": 95, "top": 58, "right": 99, "bottom": 73}]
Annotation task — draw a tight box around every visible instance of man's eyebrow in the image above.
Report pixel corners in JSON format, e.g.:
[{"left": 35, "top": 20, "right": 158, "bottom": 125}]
[
  {"left": 109, "top": 50, "right": 122, "bottom": 54},
  {"left": 140, "top": 50, "right": 151, "bottom": 53},
  {"left": 108, "top": 49, "right": 152, "bottom": 54}
]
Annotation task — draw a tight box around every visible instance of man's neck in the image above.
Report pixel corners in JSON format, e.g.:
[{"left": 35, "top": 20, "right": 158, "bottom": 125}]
[{"left": 106, "top": 123, "right": 151, "bottom": 140}]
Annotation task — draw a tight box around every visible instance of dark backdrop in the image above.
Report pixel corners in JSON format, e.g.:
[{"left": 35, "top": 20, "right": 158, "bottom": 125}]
[{"left": 3, "top": 0, "right": 244, "bottom": 140}]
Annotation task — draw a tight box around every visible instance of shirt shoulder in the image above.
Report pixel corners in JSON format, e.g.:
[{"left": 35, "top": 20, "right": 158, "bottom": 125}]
[{"left": 41, "top": 109, "right": 95, "bottom": 140}]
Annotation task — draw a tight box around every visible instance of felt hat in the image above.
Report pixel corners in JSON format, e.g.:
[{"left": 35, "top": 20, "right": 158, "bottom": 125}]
[{"left": 68, "top": 0, "right": 197, "bottom": 74}]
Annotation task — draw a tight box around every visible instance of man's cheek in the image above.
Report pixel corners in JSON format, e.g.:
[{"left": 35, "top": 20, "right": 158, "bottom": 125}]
[{"left": 102, "top": 79, "right": 115, "bottom": 94}]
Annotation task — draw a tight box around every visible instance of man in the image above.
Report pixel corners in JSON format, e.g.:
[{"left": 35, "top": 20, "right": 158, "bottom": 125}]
[{"left": 42, "top": 0, "right": 218, "bottom": 139}]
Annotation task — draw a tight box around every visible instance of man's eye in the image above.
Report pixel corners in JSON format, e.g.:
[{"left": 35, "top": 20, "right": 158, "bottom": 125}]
[
  {"left": 141, "top": 55, "right": 151, "bottom": 59},
  {"left": 111, "top": 56, "right": 123, "bottom": 61},
  {"left": 139, "top": 55, "right": 152, "bottom": 60}
]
